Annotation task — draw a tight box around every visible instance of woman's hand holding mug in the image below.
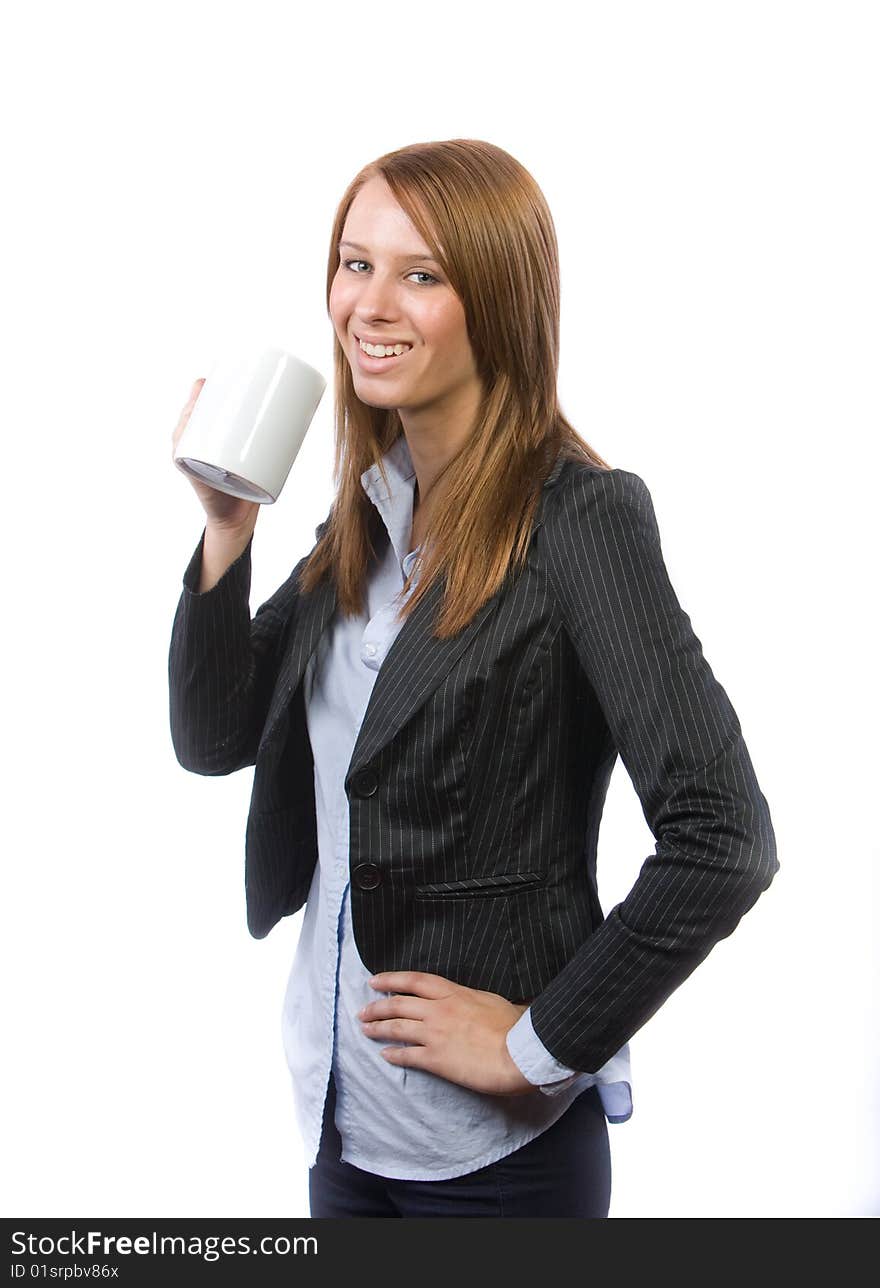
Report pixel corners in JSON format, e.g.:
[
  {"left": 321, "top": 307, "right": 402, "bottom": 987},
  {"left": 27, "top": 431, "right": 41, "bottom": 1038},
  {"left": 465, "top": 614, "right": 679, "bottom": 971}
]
[{"left": 171, "top": 350, "right": 327, "bottom": 591}]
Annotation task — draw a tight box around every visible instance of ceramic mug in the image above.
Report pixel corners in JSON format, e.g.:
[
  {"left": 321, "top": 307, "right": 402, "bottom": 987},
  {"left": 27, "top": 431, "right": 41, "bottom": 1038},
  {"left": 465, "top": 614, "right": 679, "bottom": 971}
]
[{"left": 173, "top": 345, "right": 327, "bottom": 503}]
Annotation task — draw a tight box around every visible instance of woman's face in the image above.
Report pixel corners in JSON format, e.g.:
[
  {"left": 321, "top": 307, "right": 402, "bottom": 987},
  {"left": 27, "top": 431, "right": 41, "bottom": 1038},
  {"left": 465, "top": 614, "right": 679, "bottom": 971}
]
[{"left": 330, "top": 176, "right": 482, "bottom": 419}]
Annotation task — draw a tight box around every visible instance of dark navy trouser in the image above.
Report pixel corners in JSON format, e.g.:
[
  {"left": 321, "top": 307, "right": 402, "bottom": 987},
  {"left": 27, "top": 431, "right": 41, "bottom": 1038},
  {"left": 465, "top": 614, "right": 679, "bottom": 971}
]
[{"left": 308, "top": 1070, "right": 612, "bottom": 1218}]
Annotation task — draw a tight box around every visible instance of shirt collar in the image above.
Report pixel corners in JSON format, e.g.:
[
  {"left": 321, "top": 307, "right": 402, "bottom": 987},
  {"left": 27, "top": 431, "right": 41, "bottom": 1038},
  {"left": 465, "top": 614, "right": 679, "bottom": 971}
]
[{"left": 360, "top": 435, "right": 420, "bottom": 578}]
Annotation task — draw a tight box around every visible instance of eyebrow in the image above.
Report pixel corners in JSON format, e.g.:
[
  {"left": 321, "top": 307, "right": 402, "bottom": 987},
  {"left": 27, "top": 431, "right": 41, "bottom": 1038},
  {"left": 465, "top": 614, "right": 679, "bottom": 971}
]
[{"left": 338, "top": 239, "right": 442, "bottom": 265}]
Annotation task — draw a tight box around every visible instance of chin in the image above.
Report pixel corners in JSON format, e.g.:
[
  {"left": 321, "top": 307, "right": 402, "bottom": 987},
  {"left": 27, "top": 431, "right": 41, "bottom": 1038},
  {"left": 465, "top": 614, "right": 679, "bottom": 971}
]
[{"left": 353, "top": 389, "right": 399, "bottom": 410}]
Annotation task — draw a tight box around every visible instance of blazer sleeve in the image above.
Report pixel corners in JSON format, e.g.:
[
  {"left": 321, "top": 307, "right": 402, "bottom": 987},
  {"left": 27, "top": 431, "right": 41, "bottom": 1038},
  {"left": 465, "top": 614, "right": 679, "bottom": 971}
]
[
  {"left": 168, "top": 518, "right": 325, "bottom": 777},
  {"left": 530, "top": 466, "right": 779, "bottom": 1075}
]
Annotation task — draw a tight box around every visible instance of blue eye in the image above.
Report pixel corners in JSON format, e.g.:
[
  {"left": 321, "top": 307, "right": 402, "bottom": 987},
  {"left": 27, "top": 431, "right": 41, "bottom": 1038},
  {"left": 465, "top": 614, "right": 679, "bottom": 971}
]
[{"left": 342, "top": 259, "right": 438, "bottom": 286}]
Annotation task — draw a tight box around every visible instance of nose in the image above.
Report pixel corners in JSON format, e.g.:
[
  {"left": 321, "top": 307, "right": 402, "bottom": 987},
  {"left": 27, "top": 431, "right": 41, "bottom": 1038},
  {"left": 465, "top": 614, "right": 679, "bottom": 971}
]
[{"left": 352, "top": 268, "right": 402, "bottom": 321}]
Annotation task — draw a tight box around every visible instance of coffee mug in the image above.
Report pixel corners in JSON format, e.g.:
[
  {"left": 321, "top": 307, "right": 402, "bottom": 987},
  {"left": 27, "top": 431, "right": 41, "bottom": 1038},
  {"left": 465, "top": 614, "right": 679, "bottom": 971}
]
[{"left": 173, "top": 345, "right": 327, "bottom": 503}]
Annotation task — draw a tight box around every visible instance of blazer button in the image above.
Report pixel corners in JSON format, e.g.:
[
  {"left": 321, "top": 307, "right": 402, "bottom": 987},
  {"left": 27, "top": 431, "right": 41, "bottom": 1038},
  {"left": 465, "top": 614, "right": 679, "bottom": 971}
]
[
  {"left": 351, "top": 767, "right": 379, "bottom": 797},
  {"left": 352, "top": 862, "right": 382, "bottom": 890}
]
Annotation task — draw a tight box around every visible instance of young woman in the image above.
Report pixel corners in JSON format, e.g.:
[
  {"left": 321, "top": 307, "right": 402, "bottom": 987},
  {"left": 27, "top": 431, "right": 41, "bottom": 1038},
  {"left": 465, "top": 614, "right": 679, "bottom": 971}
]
[{"left": 169, "top": 139, "right": 778, "bottom": 1219}]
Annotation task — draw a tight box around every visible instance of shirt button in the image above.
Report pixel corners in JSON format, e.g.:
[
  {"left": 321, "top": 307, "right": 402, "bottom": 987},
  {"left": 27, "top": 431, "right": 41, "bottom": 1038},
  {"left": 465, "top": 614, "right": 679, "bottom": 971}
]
[{"left": 364, "top": 642, "right": 377, "bottom": 657}]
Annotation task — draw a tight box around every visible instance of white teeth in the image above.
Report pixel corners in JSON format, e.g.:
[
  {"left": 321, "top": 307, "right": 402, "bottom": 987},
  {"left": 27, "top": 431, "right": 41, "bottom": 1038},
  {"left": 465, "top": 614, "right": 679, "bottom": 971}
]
[{"left": 359, "top": 339, "right": 412, "bottom": 357}]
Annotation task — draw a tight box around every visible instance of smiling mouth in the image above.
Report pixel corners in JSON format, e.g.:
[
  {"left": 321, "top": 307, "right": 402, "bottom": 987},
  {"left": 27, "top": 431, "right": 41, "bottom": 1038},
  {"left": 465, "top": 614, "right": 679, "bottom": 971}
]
[{"left": 354, "top": 336, "right": 414, "bottom": 371}]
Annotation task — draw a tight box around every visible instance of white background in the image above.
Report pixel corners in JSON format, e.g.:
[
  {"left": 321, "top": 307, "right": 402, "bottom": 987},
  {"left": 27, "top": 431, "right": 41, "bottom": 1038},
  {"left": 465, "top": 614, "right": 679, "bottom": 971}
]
[{"left": 2, "top": 0, "right": 877, "bottom": 1219}]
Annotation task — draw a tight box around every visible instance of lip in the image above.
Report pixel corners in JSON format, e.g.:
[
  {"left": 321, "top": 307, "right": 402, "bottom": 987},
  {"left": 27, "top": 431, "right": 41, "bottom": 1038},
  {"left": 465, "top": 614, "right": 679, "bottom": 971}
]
[
  {"left": 354, "top": 333, "right": 414, "bottom": 346},
  {"left": 353, "top": 334, "right": 414, "bottom": 374}
]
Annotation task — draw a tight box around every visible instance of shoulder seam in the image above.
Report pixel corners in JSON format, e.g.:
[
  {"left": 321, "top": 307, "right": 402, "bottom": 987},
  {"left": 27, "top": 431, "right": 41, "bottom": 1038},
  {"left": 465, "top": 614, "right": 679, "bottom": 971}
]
[{"left": 545, "top": 462, "right": 647, "bottom": 527}]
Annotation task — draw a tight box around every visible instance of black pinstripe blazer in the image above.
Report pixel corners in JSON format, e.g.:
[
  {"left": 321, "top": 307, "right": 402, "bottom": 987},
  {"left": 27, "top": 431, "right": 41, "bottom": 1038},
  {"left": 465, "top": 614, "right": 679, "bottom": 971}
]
[{"left": 168, "top": 453, "right": 778, "bottom": 1075}]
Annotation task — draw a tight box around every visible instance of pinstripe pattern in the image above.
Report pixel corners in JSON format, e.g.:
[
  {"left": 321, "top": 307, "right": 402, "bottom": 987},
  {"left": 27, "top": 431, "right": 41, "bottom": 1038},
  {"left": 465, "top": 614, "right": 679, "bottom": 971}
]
[{"left": 169, "top": 452, "right": 778, "bottom": 1076}]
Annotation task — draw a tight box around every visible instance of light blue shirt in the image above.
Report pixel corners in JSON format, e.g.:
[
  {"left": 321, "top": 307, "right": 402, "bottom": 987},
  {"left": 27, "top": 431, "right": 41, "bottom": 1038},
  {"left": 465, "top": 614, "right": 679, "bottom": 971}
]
[{"left": 280, "top": 433, "right": 632, "bottom": 1181}]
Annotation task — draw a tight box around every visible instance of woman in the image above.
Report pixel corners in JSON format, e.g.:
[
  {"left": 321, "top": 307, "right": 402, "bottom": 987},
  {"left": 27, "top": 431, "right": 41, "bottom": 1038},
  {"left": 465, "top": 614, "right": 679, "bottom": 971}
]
[{"left": 169, "top": 139, "right": 778, "bottom": 1218}]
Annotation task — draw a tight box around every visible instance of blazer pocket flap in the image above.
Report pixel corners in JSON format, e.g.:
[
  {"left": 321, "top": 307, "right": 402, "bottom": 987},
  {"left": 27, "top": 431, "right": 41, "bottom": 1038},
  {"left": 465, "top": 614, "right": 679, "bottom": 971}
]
[{"left": 414, "top": 870, "right": 544, "bottom": 898}]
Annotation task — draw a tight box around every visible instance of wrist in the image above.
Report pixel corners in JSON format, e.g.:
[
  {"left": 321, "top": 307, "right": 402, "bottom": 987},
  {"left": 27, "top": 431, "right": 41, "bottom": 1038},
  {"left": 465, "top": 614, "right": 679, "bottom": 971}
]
[
  {"left": 198, "top": 522, "right": 255, "bottom": 593},
  {"left": 204, "top": 517, "right": 257, "bottom": 542}
]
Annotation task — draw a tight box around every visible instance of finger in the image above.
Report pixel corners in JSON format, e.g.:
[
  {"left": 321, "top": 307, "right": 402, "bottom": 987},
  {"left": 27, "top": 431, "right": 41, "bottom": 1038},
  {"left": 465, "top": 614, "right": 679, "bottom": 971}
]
[
  {"left": 181, "top": 377, "right": 204, "bottom": 416},
  {"left": 171, "top": 379, "right": 206, "bottom": 451},
  {"left": 361, "top": 995, "right": 427, "bottom": 1021},
  {"left": 380, "top": 1045, "right": 430, "bottom": 1071},
  {"left": 179, "top": 378, "right": 203, "bottom": 413},
  {"left": 368, "top": 971, "right": 453, "bottom": 999},
  {"left": 360, "top": 1017, "right": 426, "bottom": 1043}
]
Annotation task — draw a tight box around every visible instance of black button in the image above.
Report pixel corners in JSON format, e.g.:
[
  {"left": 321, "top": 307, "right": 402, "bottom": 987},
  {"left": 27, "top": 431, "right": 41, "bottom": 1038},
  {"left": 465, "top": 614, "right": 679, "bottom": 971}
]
[
  {"left": 351, "top": 767, "right": 379, "bottom": 797},
  {"left": 353, "top": 862, "right": 382, "bottom": 890}
]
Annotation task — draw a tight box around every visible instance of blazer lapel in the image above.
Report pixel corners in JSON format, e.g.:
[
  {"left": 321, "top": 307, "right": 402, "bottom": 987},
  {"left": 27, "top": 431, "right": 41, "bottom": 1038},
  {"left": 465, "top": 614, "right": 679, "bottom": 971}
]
[
  {"left": 345, "top": 449, "right": 568, "bottom": 783},
  {"left": 345, "top": 569, "right": 495, "bottom": 783}
]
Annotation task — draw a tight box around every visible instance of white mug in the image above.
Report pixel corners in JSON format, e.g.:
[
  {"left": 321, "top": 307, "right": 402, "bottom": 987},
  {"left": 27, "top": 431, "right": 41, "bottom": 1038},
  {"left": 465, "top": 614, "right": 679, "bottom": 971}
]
[{"left": 173, "top": 345, "right": 327, "bottom": 503}]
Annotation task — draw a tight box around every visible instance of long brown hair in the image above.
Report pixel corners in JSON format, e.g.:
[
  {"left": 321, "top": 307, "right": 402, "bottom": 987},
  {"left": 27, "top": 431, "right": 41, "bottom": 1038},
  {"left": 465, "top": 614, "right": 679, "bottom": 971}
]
[{"left": 298, "top": 138, "right": 611, "bottom": 639}]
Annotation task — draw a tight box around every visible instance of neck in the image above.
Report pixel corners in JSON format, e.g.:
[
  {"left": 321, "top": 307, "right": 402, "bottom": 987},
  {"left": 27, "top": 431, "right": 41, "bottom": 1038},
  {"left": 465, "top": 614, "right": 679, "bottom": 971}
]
[{"left": 398, "top": 379, "right": 483, "bottom": 514}]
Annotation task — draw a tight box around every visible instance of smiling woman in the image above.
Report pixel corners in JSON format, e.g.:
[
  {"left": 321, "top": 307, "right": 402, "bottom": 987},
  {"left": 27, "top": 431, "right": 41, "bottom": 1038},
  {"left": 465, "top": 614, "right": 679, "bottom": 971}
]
[{"left": 168, "top": 137, "right": 777, "bottom": 1221}]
